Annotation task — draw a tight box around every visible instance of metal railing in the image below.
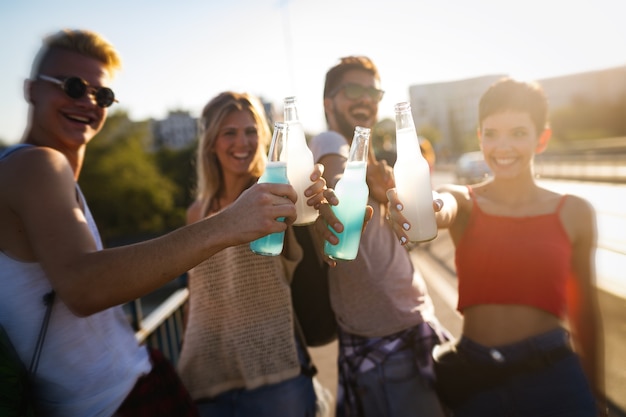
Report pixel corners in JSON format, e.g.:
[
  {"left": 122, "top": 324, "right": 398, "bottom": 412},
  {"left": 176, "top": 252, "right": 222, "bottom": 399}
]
[
  {"left": 535, "top": 153, "right": 626, "bottom": 183},
  {"left": 128, "top": 287, "right": 189, "bottom": 366}
]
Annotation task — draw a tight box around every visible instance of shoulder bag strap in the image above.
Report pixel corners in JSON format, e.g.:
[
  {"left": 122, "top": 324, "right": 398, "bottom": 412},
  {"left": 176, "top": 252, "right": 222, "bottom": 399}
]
[
  {"left": 293, "top": 314, "right": 318, "bottom": 378},
  {"left": 29, "top": 291, "right": 55, "bottom": 374}
]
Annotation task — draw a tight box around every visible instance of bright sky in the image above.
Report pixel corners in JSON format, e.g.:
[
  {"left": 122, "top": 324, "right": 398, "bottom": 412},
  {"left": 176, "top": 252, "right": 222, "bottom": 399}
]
[{"left": 1, "top": 0, "right": 625, "bottom": 144}]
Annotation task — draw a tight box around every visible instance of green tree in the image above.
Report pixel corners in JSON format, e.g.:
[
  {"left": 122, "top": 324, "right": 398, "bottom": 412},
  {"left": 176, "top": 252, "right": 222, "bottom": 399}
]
[
  {"left": 154, "top": 144, "right": 197, "bottom": 212},
  {"left": 550, "top": 95, "right": 625, "bottom": 142},
  {"left": 416, "top": 124, "right": 442, "bottom": 146},
  {"left": 80, "top": 112, "right": 185, "bottom": 245}
]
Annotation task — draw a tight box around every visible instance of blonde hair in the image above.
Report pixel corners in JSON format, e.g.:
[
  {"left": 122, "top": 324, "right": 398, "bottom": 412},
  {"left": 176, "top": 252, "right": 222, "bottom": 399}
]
[
  {"left": 195, "top": 91, "right": 271, "bottom": 214},
  {"left": 30, "top": 29, "right": 122, "bottom": 79}
]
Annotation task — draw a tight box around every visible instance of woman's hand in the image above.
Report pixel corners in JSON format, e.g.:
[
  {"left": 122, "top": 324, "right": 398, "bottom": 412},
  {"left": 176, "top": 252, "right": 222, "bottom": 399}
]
[
  {"left": 313, "top": 188, "right": 341, "bottom": 267},
  {"left": 304, "top": 163, "right": 330, "bottom": 210},
  {"left": 386, "top": 188, "right": 443, "bottom": 246},
  {"left": 312, "top": 187, "right": 373, "bottom": 267}
]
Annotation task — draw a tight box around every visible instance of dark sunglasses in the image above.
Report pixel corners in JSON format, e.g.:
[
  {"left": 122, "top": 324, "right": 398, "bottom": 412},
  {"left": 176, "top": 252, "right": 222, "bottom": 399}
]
[
  {"left": 38, "top": 74, "right": 117, "bottom": 108},
  {"left": 331, "top": 83, "right": 385, "bottom": 102}
]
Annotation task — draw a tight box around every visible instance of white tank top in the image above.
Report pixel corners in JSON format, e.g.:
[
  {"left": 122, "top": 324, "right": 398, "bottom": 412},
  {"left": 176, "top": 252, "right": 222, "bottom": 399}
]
[{"left": 0, "top": 145, "right": 151, "bottom": 417}]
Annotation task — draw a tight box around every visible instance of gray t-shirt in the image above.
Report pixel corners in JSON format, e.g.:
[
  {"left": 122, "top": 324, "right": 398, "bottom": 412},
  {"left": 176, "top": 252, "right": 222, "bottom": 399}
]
[{"left": 310, "top": 131, "right": 436, "bottom": 337}]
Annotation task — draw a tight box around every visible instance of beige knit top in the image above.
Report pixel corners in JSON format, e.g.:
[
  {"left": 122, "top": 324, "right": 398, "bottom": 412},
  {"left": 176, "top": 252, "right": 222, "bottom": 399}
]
[{"left": 177, "top": 229, "right": 303, "bottom": 400}]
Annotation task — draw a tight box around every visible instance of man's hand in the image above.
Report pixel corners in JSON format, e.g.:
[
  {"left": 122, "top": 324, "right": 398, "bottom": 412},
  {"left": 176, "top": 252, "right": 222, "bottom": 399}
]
[
  {"left": 223, "top": 182, "right": 297, "bottom": 245},
  {"left": 366, "top": 151, "right": 394, "bottom": 204}
]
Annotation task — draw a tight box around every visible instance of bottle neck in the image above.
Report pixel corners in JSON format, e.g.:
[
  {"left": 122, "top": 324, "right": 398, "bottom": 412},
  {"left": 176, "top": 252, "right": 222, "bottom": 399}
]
[
  {"left": 395, "top": 125, "right": 422, "bottom": 157},
  {"left": 348, "top": 132, "right": 369, "bottom": 163},
  {"left": 284, "top": 104, "right": 298, "bottom": 123},
  {"left": 395, "top": 111, "right": 415, "bottom": 131}
]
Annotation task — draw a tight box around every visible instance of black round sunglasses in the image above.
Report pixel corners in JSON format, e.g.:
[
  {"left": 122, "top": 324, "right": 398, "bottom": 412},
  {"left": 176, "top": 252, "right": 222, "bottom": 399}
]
[{"left": 38, "top": 74, "right": 117, "bottom": 108}]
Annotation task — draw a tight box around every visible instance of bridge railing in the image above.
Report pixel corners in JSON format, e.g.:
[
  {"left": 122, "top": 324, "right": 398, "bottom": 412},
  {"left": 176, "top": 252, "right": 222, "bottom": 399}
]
[
  {"left": 127, "top": 287, "right": 189, "bottom": 366},
  {"left": 535, "top": 153, "right": 626, "bottom": 183}
]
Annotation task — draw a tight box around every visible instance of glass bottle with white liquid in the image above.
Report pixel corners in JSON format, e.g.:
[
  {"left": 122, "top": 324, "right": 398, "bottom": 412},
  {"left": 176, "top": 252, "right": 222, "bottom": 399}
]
[
  {"left": 393, "top": 102, "right": 438, "bottom": 242},
  {"left": 283, "top": 96, "right": 319, "bottom": 226},
  {"left": 324, "top": 126, "right": 370, "bottom": 261}
]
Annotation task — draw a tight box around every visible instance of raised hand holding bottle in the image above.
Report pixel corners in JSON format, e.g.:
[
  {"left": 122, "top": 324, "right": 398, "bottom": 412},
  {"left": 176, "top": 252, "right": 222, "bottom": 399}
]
[
  {"left": 324, "top": 126, "right": 370, "bottom": 261},
  {"left": 250, "top": 122, "right": 289, "bottom": 256},
  {"left": 393, "top": 102, "right": 437, "bottom": 242}
]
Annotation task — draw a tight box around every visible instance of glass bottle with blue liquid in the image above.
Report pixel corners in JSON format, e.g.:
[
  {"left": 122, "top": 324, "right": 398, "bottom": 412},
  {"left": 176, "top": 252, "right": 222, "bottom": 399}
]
[
  {"left": 250, "top": 122, "right": 289, "bottom": 256},
  {"left": 324, "top": 126, "right": 370, "bottom": 261}
]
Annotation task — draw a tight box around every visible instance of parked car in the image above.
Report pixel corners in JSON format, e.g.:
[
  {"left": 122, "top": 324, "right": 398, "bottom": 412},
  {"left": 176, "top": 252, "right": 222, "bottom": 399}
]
[{"left": 455, "top": 151, "right": 491, "bottom": 184}]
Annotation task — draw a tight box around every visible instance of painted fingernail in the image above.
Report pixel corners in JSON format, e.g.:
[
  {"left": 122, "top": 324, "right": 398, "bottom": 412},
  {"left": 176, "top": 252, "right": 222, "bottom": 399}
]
[
  {"left": 396, "top": 204, "right": 403, "bottom": 211},
  {"left": 400, "top": 236, "right": 407, "bottom": 244},
  {"left": 403, "top": 223, "right": 410, "bottom": 231}
]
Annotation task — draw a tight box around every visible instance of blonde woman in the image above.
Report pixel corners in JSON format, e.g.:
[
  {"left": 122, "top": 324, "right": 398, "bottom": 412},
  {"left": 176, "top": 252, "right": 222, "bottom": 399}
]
[{"left": 177, "top": 92, "right": 328, "bottom": 416}]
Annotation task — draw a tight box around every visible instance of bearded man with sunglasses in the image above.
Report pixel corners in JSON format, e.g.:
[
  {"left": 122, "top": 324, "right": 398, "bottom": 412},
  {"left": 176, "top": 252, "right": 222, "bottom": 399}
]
[
  {"left": 0, "top": 29, "right": 303, "bottom": 417},
  {"left": 309, "top": 56, "right": 449, "bottom": 417}
]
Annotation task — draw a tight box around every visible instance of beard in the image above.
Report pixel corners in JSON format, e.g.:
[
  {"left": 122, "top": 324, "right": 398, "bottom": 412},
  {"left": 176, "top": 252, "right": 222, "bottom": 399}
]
[
  {"left": 334, "top": 110, "right": 356, "bottom": 143},
  {"left": 331, "top": 104, "right": 377, "bottom": 144}
]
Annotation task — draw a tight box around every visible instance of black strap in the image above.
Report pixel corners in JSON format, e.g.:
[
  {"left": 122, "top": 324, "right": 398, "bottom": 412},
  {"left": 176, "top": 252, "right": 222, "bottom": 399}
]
[
  {"left": 291, "top": 226, "right": 336, "bottom": 347},
  {"left": 293, "top": 314, "right": 318, "bottom": 378},
  {"left": 29, "top": 291, "right": 55, "bottom": 374}
]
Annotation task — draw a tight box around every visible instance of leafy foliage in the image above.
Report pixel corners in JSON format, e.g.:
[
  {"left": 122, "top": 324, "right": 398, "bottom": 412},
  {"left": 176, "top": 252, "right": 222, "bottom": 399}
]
[
  {"left": 79, "top": 112, "right": 186, "bottom": 245},
  {"left": 154, "top": 144, "right": 197, "bottom": 212},
  {"left": 551, "top": 93, "right": 626, "bottom": 142}
]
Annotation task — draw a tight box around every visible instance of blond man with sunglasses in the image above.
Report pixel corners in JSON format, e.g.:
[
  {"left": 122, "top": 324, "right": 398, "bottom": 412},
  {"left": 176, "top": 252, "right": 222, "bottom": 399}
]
[
  {"left": 0, "top": 29, "right": 301, "bottom": 417},
  {"left": 309, "top": 56, "right": 449, "bottom": 416}
]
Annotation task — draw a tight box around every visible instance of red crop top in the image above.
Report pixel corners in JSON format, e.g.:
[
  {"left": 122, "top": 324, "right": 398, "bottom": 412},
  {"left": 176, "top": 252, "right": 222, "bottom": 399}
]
[{"left": 455, "top": 187, "right": 572, "bottom": 319}]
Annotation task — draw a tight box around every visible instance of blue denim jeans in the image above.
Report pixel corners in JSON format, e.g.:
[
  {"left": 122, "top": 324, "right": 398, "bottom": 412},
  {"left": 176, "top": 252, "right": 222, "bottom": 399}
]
[
  {"left": 453, "top": 328, "right": 596, "bottom": 417},
  {"left": 196, "top": 372, "right": 315, "bottom": 417},
  {"left": 352, "top": 348, "right": 447, "bottom": 417},
  {"left": 195, "top": 339, "right": 316, "bottom": 417}
]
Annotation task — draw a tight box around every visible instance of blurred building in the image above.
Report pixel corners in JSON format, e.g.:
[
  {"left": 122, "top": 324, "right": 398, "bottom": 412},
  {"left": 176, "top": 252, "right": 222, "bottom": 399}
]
[
  {"left": 150, "top": 100, "right": 275, "bottom": 152},
  {"left": 151, "top": 110, "right": 198, "bottom": 151},
  {"left": 409, "top": 75, "right": 502, "bottom": 157},
  {"left": 408, "top": 65, "right": 626, "bottom": 157}
]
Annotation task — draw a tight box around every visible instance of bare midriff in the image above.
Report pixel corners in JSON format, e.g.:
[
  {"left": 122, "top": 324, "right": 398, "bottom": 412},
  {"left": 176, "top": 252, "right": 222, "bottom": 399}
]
[{"left": 462, "top": 304, "right": 563, "bottom": 346}]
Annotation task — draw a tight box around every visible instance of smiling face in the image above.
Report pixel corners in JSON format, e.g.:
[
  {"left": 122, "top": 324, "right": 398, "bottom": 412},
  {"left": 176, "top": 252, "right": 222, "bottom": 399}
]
[
  {"left": 26, "top": 48, "right": 111, "bottom": 150},
  {"left": 324, "top": 69, "right": 380, "bottom": 141},
  {"left": 213, "top": 109, "right": 260, "bottom": 182},
  {"left": 479, "top": 110, "right": 550, "bottom": 180}
]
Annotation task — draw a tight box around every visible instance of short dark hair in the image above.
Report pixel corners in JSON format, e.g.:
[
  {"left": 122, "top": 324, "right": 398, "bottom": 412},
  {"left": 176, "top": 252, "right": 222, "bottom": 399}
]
[
  {"left": 323, "top": 56, "right": 380, "bottom": 99},
  {"left": 478, "top": 77, "right": 549, "bottom": 133}
]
